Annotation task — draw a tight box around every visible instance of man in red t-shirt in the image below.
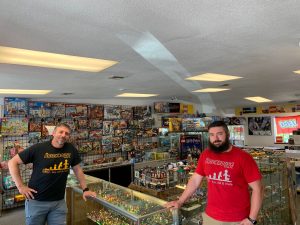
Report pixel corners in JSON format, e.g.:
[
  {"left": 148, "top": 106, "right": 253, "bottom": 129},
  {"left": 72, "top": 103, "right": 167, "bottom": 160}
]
[{"left": 165, "top": 121, "right": 263, "bottom": 225}]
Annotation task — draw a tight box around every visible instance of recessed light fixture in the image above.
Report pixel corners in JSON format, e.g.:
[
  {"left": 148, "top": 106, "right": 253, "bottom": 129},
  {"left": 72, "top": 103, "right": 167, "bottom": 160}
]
[
  {"left": 220, "top": 83, "right": 230, "bottom": 87},
  {"left": 293, "top": 70, "right": 300, "bottom": 74},
  {"left": 244, "top": 96, "right": 272, "bottom": 103},
  {"left": 186, "top": 73, "right": 242, "bottom": 82},
  {"left": 192, "top": 88, "right": 230, "bottom": 93},
  {"left": 0, "top": 46, "right": 118, "bottom": 72},
  {"left": 116, "top": 93, "right": 159, "bottom": 97},
  {"left": 0, "top": 89, "right": 51, "bottom": 95}
]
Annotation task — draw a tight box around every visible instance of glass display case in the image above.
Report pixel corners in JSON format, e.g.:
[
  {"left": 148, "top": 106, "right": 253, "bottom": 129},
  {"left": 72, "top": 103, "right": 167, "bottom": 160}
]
[
  {"left": 174, "top": 154, "right": 294, "bottom": 225},
  {"left": 256, "top": 158, "right": 292, "bottom": 225},
  {"left": 67, "top": 178, "right": 179, "bottom": 225}
]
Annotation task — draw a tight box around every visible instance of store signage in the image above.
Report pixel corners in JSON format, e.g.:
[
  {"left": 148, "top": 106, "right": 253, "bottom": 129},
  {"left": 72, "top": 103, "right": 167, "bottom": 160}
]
[
  {"left": 236, "top": 103, "right": 300, "bottom": 115},
  {"left": 275, "top": 116, "right": 300, "bottom": 134},
  {"left": 154, "top": 102, "right": 181, "bottom": 113},
  {"left": 169, "top": 103, "right": 180, "bottom": 113},
  {"left": 248, "top": 117, "right": 272, "bottom": 136},
  {"left": 242, "top": 107, "right": 257, "bottom": 114},
  {"left": 278, "top": 119, "right": 297, "bottom": 128}
]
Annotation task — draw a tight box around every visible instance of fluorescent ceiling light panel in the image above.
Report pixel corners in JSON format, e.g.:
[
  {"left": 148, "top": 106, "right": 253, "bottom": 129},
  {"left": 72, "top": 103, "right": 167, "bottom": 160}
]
[
  {"left": 0, "top": 46, "right": 118, "bottom": 72},
  {"left": 192, "top": 88, "right": 230, "bottom": 93},
  {"left": 293, "top": 70, "right": 300, "bottom": 74},
  {"left": 116, "top": 93, "right": 159, "bottom": 97},
  {"left": 0, "top": 89, "right": 51, "bottom": 95},
  {"left": 186, "top": 73, "right": 243, "bottom": 81},
  {"left": 244, "top": 96, "right": 272, "bottom": 103}
]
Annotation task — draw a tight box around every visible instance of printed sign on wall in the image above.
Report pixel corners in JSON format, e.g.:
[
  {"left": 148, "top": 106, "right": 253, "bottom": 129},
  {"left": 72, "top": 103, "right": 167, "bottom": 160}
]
[{"left": 248, "top": 117, "right": 272, "bottom": 136}]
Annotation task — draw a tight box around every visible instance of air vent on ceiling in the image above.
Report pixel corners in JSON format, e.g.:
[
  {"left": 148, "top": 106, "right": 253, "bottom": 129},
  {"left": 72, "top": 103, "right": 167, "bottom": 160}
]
[
  {"left": 219, "top": 83, "right": 230, "bottom": 87},
  {"left": 109, "top": 75, "right": 125, "bottom": 80},
  {"left": 62, "top": 92, "right": 74, "bottom": 96}
]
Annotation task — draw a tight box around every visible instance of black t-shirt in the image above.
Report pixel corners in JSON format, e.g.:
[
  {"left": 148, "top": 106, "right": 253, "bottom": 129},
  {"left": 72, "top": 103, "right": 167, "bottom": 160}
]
[{"left": 18, "top": 141, "right": 81, "bottom": 201}]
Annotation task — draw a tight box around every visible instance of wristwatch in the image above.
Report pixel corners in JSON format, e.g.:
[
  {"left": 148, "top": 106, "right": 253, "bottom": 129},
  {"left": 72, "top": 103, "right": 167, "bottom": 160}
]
[
  {"left": 247, "top": 217, "right": 257, "bottom": 224},
  {"left": 82, "top": 187, "right": 89, "bottom": 193}
]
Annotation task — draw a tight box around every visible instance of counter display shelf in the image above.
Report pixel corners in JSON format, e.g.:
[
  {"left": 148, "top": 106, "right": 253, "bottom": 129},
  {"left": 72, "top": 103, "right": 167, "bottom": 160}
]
[
  {"left": 66, "top": 152, "right": 296, "bottom": 225},
  {"left": 255, "top": 158, "right": 293, "bottom": 225},
  {"left": 67, "top": 173, "right": 101, "bottom": 187},
  {"left": 67, "top": 178, "right": 179, "bottom": 225}
]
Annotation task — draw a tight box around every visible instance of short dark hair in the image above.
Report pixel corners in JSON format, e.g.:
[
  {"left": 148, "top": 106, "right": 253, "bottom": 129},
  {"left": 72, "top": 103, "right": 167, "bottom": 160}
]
[
  {"left": 208, "top": 120, "right": 229, "bottom": 135},
  {"left": 55, "top": 123, "right": 72, "bottom": 132}
]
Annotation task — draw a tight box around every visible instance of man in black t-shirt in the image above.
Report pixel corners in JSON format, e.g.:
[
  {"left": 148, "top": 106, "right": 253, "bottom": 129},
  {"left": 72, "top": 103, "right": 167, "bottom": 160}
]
[{"left": 8, "top": 123, "right": 96, "bottom": 225}]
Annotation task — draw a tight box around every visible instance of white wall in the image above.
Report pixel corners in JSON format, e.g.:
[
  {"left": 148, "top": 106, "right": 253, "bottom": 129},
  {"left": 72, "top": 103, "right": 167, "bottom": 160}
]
[{"left": 241, "top": 113, "right": 300, "bottom": 148}]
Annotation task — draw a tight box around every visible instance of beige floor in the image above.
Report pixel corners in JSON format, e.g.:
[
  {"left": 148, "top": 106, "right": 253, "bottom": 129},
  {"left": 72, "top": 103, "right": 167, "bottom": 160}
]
[
  {"left": 1, "top": 195, "right": 300, "bottom": 225},
  {"left": 0, "top": 207, "right": 25, "bottom": 225}
]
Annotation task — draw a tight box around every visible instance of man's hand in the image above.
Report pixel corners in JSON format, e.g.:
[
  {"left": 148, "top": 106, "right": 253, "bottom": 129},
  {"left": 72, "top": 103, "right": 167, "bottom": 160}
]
[
  {"left": 82, "top": 190, "right": 96, "bottom": 201},
  {"left": 164, "top": 200, "right": 183, "bottom": 209},
  {"left": 239, "top": 218, "right": 254, "bottom": 225},
  {"left": 18, "top": 185, "right": 37, "bottom": 200}
]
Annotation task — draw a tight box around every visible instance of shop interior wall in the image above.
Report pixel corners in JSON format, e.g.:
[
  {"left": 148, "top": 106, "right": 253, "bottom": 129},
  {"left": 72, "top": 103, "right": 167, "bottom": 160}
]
[
  {"left": 0, "top": 96, "right": 201, "bottom": 126},
  {"left": 241, "top": 113, "right": 300, "bottom": 148},
  {"left": 2, "top": 96, "right": 299, "bottom": 148}
]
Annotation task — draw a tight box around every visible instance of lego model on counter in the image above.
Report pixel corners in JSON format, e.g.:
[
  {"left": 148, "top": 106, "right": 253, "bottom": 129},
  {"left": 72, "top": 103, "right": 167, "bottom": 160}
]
[{"left": 133, "top": 159, "right": 197, "bottom": 191}]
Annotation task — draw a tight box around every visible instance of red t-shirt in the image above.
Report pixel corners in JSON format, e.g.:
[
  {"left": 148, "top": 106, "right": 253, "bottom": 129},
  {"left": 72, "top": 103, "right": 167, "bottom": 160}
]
[{"left": 195, "top": 146, "right": 262, "bottom": 222}]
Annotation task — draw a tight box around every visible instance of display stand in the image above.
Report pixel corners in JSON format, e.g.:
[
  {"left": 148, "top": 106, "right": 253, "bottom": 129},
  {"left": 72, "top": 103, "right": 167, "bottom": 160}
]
[
  {"left": 0, "top": 135, "right": 31, "bottom": 216},
  {"left": 285, "top": 145, "right": 300, "bottom": 193},
  {"left": 66, "top": 177, "right": 179, "bottom": 225},
  {"left": 253, "top": 153, "right": 294, "bottom": 225},
  {"left": 287, "top": 160, "right": 297, "bottom": 225}
]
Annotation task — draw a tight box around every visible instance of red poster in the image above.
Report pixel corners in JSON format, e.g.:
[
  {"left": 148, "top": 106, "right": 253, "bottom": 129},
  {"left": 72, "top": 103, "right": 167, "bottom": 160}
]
[{"left": 275, "top": 116, "right": 300, "bottom": 134}]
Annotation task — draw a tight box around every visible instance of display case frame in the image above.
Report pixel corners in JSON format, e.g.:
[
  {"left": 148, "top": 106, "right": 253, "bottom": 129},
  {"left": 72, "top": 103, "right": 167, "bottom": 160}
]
[{"left": 68, "top": 178, "right": 179, "bottom": 225}]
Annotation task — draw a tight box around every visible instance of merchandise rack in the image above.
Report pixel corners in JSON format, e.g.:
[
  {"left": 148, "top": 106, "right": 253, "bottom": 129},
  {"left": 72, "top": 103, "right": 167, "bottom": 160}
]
[
  {"left": 1, "top": 164, "right": 31, "bottom": 209},
  {"left": 255, "top": 156, "right": 294, "bottom": 225},
  {"left": 79, "top": 151, "right": 126, "bottom": 166},
  {"left": 0, "top": 135, "right": 31, "bottom": 216}
]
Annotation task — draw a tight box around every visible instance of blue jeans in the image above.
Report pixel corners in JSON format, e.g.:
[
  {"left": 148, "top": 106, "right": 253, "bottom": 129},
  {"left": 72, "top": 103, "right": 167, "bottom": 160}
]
[{"left": 25, "top": 199, "right": 67, "bottom": 225}]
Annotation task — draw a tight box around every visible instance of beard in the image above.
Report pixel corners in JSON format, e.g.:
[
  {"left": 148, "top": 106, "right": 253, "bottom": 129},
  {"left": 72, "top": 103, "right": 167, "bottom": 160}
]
[
  {"left": 55, "top": 137, "right": 66, "bottom": 146},
  {"left": 209, "top": 137, "right": 230, "bottom": 153},
  {"left": 57, "top": 139, "right": 65, "bottom": 145}
]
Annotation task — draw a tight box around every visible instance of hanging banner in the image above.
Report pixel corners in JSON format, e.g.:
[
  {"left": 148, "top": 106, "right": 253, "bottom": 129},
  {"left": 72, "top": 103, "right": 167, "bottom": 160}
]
[
  {"left": 180, "top": 104, "right": 194, "bottom": 114},
  {"left": 275, "top": 116, "right": 300, "bottom": 134},
  {"left": 236, "top": 103, "right": 300, "bottom": 115}
]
